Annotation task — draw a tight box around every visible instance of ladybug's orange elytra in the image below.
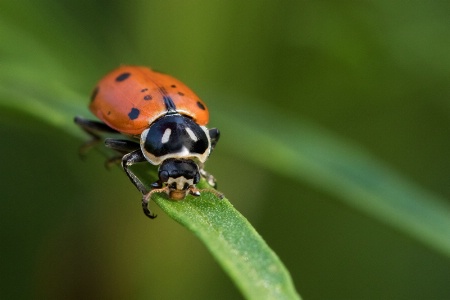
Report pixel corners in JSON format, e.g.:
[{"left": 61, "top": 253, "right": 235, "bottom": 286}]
[{"left": 89, "top": 66, "right": 209, "bottom": 136}]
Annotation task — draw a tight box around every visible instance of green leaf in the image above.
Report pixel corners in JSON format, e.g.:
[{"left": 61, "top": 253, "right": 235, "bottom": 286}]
[{"left": 153, "top": 183, "right": 301, "bottom": 300}]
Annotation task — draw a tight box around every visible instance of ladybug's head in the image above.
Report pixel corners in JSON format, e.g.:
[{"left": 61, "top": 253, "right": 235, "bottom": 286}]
[{"left": 157, "top": 158, "right": 201, "bottom": 200}]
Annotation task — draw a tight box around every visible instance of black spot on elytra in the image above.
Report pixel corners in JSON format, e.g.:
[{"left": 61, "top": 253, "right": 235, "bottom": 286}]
[
  {"left": 144, "top": 95, "right": 152, "bottom": 100},
  {"left": 90, "top": 86, "right": 99, "bottom": 102},
  {"left": 128, "top": 108, "right": 140, "bottom": 120},
  {"left": 107, "top": 111, "right": 111, "bottom": 115},
  {"left": 178, "top": 92, "right": 185, "bottom": 96},
  {"left": 141, "top": 88, "right": 148, "bottom": 92},
  {"left": 171, "top": 84, "right": 177, "bottom": 88},
  {"left": 116, "top": 72, "right": 131, "bottom": 82},
  {"left": 197, "top": 101, "right": 206, "bottom": 110}
]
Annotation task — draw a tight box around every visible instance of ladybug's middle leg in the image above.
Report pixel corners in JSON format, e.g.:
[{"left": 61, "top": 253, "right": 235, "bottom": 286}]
[
  {"left": 199, "top": 168, "right": 218, "bottom": 188},
  {"left": 104, "top": 138, "right": 140, "bottom": 153},
  {"left": 74, "top": 116, "right": 119, "bottom": 156},
  {"left": 104, "top": 138, "right": 140, "bottom": 168}
]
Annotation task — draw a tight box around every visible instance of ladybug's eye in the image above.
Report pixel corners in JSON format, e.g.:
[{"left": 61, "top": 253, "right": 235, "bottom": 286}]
[
  {"left": 170, "top": 183, "right": 177, "bottom": 189},
  {"left": 159, "top": 171, "right": 169, "bottom": 182}
]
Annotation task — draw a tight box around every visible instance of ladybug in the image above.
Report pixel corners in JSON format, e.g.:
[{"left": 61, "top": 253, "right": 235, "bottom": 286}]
[{"left": 75, "top": 66, "right": 221, "bottom": 219}]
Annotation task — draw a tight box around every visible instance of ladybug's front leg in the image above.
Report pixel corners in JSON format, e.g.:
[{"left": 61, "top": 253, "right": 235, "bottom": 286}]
[
  {"left": 105, "top": 138, "right": 157, "bottom": 219},
  {"left": 120, "top": 149, "right": 157, "bottom": 219},
  {"left": 118, "top": 149, "right": 148, "bottom": 195},
  {"left": 199, "top": 168, "right": 218, "bottom": 188}
]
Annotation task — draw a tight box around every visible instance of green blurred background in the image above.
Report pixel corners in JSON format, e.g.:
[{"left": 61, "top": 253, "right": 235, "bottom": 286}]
[{"left": 1, "top": 1, "right": 450, "bottom": 299}]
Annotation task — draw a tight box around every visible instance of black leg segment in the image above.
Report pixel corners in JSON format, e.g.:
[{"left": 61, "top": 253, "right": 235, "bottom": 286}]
[
  {"left": 142, "top": 197, "right": 157, "bottom": 219},
  {"left": 121, "top": 149, "right": 149, "bottom": 195},
  {"left": 105, "top": 138, "right": 140, "bottom": 154},
  {"left": 74, "top": 116, "right": 120, "bottom": 155},
  {"left": 74, "top": 116, "right": 119, "bottom": 135},
  {"left": 209, "top": 128, "right": 220, "bottom": 152}
]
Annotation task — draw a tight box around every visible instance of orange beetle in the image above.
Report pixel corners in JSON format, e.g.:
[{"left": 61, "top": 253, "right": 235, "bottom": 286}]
[{"left": 75, "top": 66, "right": 221, "bottom": 219}]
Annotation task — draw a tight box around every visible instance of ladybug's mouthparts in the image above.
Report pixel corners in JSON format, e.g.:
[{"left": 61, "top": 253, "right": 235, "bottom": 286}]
[{"left": 169, "top": 189, "right": 188, "bottom": 200}]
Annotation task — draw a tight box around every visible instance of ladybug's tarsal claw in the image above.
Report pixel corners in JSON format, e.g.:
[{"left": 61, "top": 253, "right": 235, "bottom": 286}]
[
  {"left": 142, "top": 205, "right": 157, "bottom": 219},
  {"left": 142, "top": 195, "right": 157, "bottom": 219}
]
